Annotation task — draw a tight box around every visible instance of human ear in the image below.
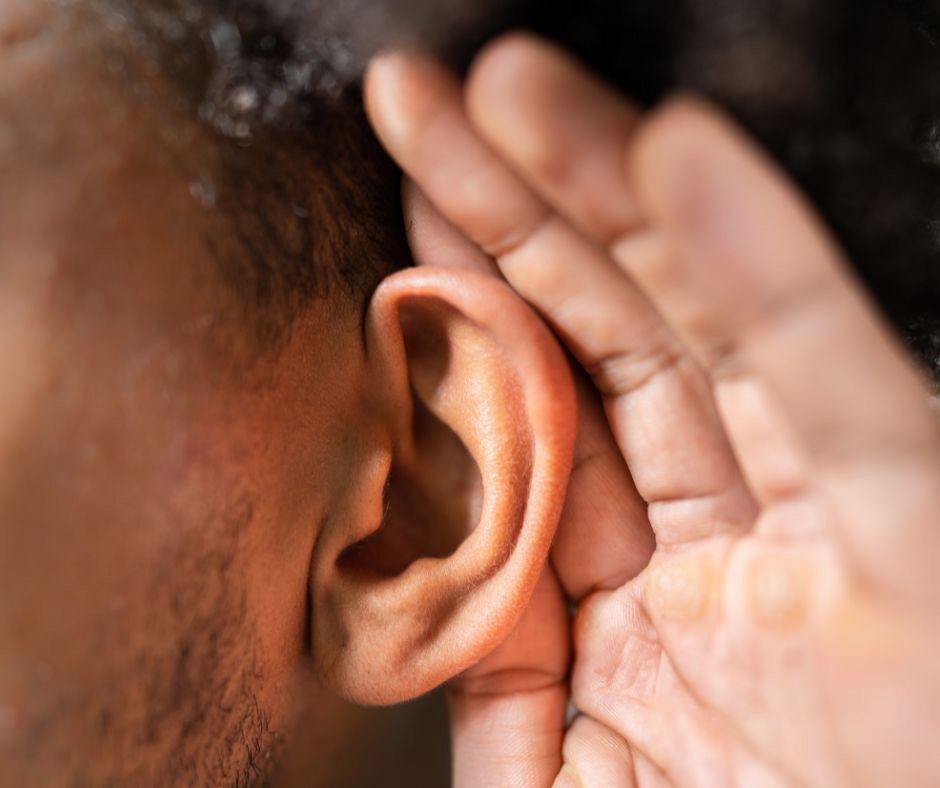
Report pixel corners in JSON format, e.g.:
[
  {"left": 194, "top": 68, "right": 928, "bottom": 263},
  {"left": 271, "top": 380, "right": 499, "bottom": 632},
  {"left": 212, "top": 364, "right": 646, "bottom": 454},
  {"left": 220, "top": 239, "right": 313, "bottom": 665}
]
[{"left": 309, "top": 263, "right": 576, "bottom": 705}]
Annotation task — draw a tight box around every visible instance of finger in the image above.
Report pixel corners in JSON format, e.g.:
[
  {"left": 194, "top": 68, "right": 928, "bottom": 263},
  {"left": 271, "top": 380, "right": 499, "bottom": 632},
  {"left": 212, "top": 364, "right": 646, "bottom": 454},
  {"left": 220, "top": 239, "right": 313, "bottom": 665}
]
[
  {"left": 464, "top": 36, "right": 697, "bottom": 352},
  {"left": 461, "top": 37, "right": 940, "bottom": 587},
  {"left": 465, "top": 35, "right": 936, "bottom": 465},
  {"left": 464, "top": 36, "right": 809, "bottom": 510},
  {"left": 553, "top": 376, "right": 654, "bottom": 599},
  {"left": 630, "top": 100, "right": 940, "bottom": 592},
  {"left": 630, "top": 101, "right": 940, "bottom": 591},
  {"left": 405, "top": 180, "right": 655, "bottom": 595},
  {"left": 368, "top": 57, "right": 548, "bottom": 260},
  {"left": 403, "top": 179, "right": 499, "bottom": 275},
  {"left": 558, "top": 716, "right": 637, "bottom": 787},
  {"left": 366, "top": 53, "right": 756, "bottom": 551},
  {"left": 628, "top": 99, "right": 940, "bottom": 457},
  {"left": 463, "top": 36, "right": 806, "bottom": 514},
  {"left": 466, "top": 33, "right": 644, "bottom": 245},
  {"left": 447, "top": 568, "right": 568, "bottom": 788},
  {"left": 467, "top": 35, "right": 925, "bottom": 441}
]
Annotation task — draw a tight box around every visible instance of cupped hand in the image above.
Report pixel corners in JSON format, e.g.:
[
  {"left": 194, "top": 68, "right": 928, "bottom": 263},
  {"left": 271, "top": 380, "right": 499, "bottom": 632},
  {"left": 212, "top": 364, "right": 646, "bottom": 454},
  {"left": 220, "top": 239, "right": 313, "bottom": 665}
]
[{"left": 366, "top": 35, "right": 940, "bottom": 787}]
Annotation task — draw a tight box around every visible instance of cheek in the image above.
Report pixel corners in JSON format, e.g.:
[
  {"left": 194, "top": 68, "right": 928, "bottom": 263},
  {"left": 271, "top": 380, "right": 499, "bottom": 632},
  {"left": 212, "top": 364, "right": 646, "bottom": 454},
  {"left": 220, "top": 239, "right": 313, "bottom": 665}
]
[
  {"left": 0, "top": 202, "right": 366, "bottom": 776},
  {"left": 0, "top": 251, "right": 54, "bottom": 485},
  {"left": 186, "top": 318, "right": 370, "bottom": 713},
  {"left": 167, "top": 194, "right": 369, "bottom": 718},
  {"left": 0, "top": 335, "right": 347, "bottom": 779}
]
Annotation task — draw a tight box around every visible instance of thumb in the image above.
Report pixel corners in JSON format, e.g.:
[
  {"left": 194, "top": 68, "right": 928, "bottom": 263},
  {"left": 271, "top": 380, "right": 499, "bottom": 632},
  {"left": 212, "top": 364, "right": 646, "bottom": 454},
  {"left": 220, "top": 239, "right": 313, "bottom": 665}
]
[{"left": 446, "top": 567, "right": 569, "bottom": 787}]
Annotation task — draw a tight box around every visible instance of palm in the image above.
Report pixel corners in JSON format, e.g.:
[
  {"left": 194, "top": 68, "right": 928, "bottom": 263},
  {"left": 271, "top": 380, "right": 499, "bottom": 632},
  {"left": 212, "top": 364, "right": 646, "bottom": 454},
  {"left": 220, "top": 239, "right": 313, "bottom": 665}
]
[
  {"left": 366, "top": 35, "right": 940, "bottom": 786},
  {"left": 575, "top": 495, "right": 940, "bottom": 786}
]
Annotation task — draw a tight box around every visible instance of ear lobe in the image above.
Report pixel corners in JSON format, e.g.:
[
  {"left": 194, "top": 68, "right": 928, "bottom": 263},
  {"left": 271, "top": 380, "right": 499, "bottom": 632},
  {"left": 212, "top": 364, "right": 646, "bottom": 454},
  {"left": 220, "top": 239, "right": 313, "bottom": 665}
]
[{"left": 312, "top": 266, "right": 576, "bottom": 705}]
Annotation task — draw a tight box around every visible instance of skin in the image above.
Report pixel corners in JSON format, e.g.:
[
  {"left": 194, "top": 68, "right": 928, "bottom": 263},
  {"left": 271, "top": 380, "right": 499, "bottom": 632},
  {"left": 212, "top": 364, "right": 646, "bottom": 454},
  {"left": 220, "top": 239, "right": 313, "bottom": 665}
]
[
  {"left": 365, "top": 34, "right": 940, "bottom": 787},
  {"left": 5, "top": 1, "right": 939, "bottom": 784},
  {"left": 1, "top": 5, "right": 577, "bottom": 785},
  {"left": 0, "top": 4, "right": 385, "bottom": 784}
]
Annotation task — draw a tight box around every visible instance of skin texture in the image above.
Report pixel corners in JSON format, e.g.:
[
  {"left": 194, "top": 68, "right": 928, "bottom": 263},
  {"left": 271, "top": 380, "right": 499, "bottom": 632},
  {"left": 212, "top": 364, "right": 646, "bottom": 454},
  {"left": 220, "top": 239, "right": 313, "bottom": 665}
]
[
  {"left": 7, "top": 1, "right": 940, "bottom": 784},
  {"left": 0, "top": 4, "right": 365, "bottom": 783},
  {"left": 0, "top": 3, "right": 576, "bottom": 785},
  {"left": 365, "top": 34, "right": 940, "bottom": 787}
]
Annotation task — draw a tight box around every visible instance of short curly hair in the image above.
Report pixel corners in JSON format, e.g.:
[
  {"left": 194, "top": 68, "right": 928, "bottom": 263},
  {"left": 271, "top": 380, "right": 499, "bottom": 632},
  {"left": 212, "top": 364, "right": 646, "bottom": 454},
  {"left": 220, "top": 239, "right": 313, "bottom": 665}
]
[{"left": 92, "top": 0, "right": 415, "bottom": 347}]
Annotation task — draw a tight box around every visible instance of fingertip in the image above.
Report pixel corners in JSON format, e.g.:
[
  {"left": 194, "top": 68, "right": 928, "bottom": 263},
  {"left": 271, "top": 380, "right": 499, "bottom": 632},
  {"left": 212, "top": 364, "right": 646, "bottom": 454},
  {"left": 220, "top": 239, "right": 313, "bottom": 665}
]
[
  {"left": 363, "top": 51, "right": 405, "bottom": 142},
  {"left": 364, "top": 51, "right": 457, "bottom": 147},
  {"left": 628, "top": 93, "right": 806, "bottom": 245},
  {"left": 470, "top": 30, "right": 555, "bottom": 79},
  {"left": 467, "top": 32, "right": 644, "bottom": 241},
  {"left": 363, "top": 50, "right": 407, "bottom": 115},
  {"left": 627, "top": 94, "right": 734, "bottom": 220},
  {"left": 628, "top": 93, "right": 841, "bottom": 307},
  {"left": 466, "top": 31, "right": 560, "bottom": 116}
]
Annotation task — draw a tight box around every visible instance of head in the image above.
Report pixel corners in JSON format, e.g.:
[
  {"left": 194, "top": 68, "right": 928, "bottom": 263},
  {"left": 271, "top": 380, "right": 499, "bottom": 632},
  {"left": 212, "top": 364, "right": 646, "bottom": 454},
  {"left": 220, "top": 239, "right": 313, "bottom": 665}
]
[
  {"left": 0, "top": 0, "right": 575, "bottom": 784},
  {"left": 2, "top": 0, "right": 940, "bottom": 785}
]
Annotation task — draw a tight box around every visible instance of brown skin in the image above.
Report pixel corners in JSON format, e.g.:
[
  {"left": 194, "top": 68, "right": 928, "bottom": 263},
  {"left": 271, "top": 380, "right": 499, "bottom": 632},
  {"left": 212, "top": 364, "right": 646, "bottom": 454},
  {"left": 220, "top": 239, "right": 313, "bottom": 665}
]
[
  {"left": 12, "top": 2, "right": 940, "bottom": 784},
  {"left": 0, "top": 7, "right": 369, "bottom": 784}
]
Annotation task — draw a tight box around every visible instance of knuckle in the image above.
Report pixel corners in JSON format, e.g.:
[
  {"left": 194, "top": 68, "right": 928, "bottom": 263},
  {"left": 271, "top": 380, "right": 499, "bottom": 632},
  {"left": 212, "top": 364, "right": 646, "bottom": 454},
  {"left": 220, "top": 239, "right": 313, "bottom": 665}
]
[
  {"left": 480, "top": 205, "right": 554, "bottom": 260},
  {"left": 584, "top": 341, "right": 684, "bottom": 401},
  {"left": 572, "top": 590, "right": 618, "bottom": 650},
  {"left": 572, "top": 593, "right": 662, "bottom": 706}
]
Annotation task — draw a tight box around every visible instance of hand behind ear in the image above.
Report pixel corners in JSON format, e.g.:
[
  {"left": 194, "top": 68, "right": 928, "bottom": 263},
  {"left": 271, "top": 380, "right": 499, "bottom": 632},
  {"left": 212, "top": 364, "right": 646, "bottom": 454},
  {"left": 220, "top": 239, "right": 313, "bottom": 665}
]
[{"left": 368, "top": 34, "right": 940, "bottom": 788}]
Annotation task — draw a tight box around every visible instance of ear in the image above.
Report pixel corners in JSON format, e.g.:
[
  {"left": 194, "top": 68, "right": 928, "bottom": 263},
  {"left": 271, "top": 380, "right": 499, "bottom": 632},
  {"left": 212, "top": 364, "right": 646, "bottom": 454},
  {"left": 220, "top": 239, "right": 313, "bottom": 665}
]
[{"left": 310, "top": 261, "right": 576, "bottom": 705}]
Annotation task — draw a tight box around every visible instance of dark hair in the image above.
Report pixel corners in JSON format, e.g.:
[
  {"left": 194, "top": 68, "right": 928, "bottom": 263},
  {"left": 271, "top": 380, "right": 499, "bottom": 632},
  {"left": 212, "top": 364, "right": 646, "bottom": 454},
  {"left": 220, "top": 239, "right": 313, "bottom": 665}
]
[
  {"left": 97, "top": 0, "right": 413, "bottom": 346},
  {"left": 107, "top": 0, "right": 940, "bottom": 378}
]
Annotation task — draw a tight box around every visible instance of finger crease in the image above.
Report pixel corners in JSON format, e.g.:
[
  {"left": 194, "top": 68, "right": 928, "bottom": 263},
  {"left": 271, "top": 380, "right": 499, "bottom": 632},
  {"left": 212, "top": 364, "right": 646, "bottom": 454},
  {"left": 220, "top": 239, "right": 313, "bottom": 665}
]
[
  {"left": 585, "top": 342, "right": 685, "bottom": 402},
  {"left": 484, "top": 205, "right": 556, "bottom": 260}
]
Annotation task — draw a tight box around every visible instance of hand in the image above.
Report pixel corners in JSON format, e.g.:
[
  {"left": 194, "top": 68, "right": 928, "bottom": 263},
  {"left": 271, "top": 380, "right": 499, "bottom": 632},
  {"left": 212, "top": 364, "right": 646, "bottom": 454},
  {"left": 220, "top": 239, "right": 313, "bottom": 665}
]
[{"left": 366, "top": 34, "right": 940, "bottom": 787}]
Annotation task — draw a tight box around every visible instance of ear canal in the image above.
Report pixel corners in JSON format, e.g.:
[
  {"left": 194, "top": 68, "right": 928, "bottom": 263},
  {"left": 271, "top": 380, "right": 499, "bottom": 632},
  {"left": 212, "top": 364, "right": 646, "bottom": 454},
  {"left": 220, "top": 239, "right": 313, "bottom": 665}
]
[{"left": 311, "top": 266, "right": 576, "bottom": 705}]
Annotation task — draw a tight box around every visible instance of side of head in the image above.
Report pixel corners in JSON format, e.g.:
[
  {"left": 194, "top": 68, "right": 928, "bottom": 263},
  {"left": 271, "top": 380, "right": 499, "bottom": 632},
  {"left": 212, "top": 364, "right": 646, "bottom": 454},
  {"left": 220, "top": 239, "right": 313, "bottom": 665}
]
[
  {"left": 0, "top": 0, "right": 574, "bottom": 784},
  {"left": 5, "top": 0, "right": 940, "bottom": 784}
]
